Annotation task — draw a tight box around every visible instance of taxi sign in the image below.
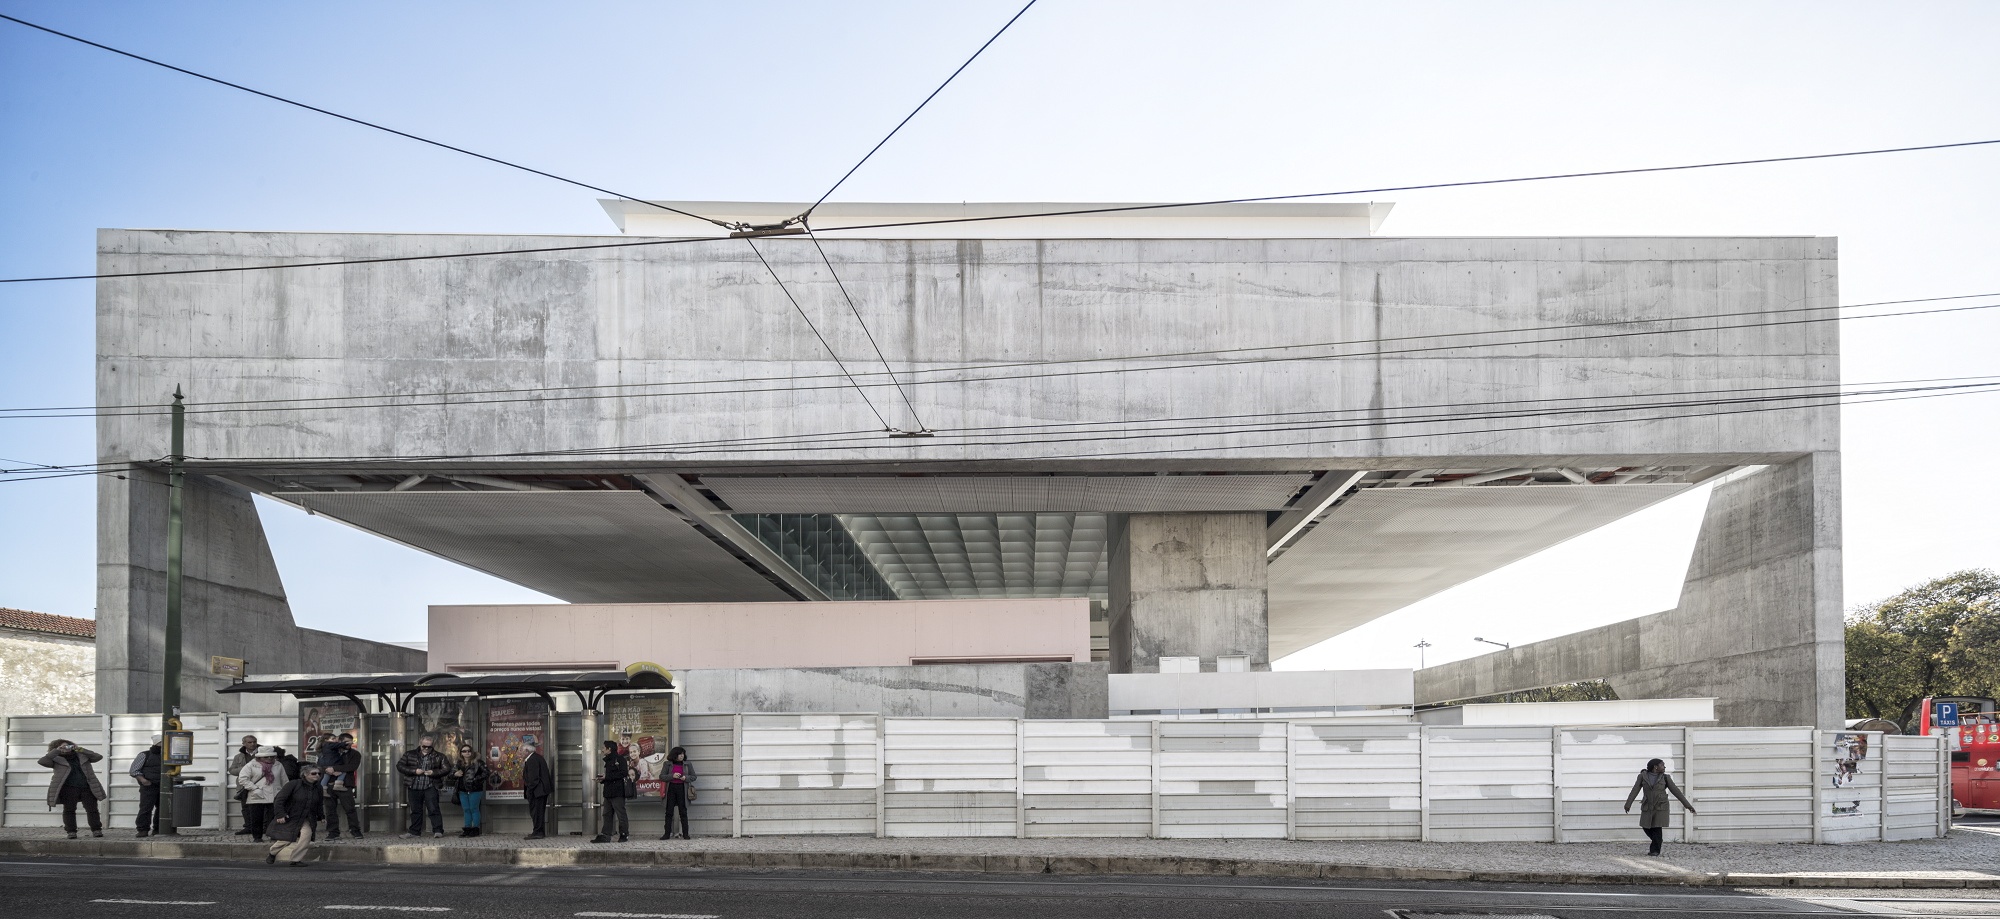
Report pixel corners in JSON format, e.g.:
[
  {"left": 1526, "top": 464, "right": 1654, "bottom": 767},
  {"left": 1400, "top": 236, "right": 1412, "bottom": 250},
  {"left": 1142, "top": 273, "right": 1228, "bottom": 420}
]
[{"left": 1939, "top": 702, "right": 1960, "bottom": 727}]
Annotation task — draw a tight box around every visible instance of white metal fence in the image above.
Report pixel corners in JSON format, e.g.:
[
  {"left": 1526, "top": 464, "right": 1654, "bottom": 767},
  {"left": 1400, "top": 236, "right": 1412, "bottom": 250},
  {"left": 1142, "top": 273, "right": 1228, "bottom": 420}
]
[{"left": 2, "top": 715, "right": 1949, "bottom": 843}]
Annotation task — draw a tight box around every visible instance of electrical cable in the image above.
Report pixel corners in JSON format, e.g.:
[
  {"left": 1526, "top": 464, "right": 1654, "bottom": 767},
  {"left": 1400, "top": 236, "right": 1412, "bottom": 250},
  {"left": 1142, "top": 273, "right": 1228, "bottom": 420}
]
[
  {"left": 802, "top": 0, "right": 1039, "bottom": 221},
  {"left": 803, "top": 222, "right": 929, "bottom": 432},
  {"left": 742, "top": 238, "right": 892, "bottom": 429},
  {"left": 6, "top": 296, "right": 1995, "bottom": 420},
  {"left": 7, "top": 139, "right": 1995, "bottom": 284},
  {"left": 0, "top": 12, "right": 731, "bottom": 230}
]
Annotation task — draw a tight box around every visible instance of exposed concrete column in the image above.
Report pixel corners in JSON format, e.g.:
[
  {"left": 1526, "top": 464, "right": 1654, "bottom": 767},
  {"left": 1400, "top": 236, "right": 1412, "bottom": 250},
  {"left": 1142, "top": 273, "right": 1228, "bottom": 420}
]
[
  {"left": 1107, "top": 513, "right": 1270, "bottom": 673},
  {"left": 1414, "top": 453, "right": 1844, "bottom": 727},
  {"left": 96, "top": 471, "right": 425, "bottom": 713}
]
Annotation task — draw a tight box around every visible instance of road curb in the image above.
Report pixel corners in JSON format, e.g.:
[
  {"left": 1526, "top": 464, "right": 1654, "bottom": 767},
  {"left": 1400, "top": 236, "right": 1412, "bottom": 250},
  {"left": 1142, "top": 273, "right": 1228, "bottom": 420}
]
[{"left": 0, "top": 839, "right": 1993, "bottom": 890}]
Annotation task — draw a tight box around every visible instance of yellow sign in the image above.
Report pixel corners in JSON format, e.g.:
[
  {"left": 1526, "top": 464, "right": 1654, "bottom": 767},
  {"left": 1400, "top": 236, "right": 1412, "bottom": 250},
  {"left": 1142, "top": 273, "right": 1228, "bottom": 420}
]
[
  {"left": 624, "top": 661, "right": 673, "bottom": 683},
  {"left": 210, "top": 656, "right": 246, "bottom": 678}
]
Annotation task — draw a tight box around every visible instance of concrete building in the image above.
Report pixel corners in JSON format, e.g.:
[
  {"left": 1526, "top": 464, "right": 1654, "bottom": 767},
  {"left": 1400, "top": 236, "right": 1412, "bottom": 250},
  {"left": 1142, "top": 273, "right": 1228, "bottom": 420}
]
[
  {"left": 0, "top": 608, "right": 97, "bottom": 719},
  {"left": 94, "top": 202, "right": 1841, "bottom": 725}
]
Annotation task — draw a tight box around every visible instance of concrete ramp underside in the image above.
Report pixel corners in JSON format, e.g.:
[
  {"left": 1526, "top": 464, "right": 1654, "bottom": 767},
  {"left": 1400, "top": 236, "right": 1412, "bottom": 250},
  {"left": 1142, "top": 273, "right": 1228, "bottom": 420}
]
[
  {"left": 277, "top": 490, "right": 792, "bottom": 603},
  {"left": 1266, "top": 483, "right": 1688, "bottom": 658}
]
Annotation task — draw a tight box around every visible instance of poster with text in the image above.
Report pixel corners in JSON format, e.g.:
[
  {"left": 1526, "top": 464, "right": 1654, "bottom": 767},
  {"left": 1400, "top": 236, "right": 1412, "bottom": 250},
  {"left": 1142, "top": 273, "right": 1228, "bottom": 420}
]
[
  {"left": 483, "top": 698, "right": 548, "bottom": 800},
  {"left": 299, "top": 700, "right": 362, "bottom": 759},
  {"left": 605, "top": 695, "right": 674, "bottom": 797},
  {"left": 412, "top": 697, "right": 471, "bottom": 766}
]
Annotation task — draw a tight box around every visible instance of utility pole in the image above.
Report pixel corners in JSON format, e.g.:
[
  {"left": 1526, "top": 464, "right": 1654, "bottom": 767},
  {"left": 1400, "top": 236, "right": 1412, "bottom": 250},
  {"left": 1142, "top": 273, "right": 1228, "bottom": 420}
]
[
  {"left": 159, "top": 387, "right": 185, "bottom": 836},
  {"left": 1414, "top": 639, "right": 1431, "bottom": 670}
]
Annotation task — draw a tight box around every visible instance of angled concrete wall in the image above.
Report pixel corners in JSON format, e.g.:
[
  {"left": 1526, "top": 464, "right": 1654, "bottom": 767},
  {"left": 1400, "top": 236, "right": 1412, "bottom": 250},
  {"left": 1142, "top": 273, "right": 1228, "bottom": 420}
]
[
  {"left": 94, "top": 471, "right": 425, "bottom": 713},
  {"left": 1414, "top": 454, "right": 1843, "bottom": 727}
]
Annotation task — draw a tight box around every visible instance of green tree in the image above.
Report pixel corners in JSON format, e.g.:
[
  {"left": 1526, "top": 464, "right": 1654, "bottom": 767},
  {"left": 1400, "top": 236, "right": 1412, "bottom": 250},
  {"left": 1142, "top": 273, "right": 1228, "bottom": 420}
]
[{"left": 1844, "top": 568, "right": 2000, "bottom": 723}]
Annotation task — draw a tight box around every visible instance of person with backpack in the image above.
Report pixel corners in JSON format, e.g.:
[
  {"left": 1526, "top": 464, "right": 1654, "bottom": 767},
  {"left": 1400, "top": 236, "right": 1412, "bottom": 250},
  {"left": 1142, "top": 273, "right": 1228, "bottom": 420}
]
[
  {"left": 127, "top": 734, "right": 165, "bottom": 837},
  {"left": 660, "top": 746, "right": 697, "bottom": 840},
  {"left": 450, "top": 743, "right": 491, "bottom": 837},
  {"left": 39, "top": 739, "right": 106, "bottom": 839},
  {"left": 266, "top": 763, "right": 325, "bottom": 866}
]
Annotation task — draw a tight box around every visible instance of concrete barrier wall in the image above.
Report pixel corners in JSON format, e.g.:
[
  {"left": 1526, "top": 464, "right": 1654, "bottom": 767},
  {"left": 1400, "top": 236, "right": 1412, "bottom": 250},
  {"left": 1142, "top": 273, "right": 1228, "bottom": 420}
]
[{"left": 4, "top": 716, "right": 1947, "bottom": 843}]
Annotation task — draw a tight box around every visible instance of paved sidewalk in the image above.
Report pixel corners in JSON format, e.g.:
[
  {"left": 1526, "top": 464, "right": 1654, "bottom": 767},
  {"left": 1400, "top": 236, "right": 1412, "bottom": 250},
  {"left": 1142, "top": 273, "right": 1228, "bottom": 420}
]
[{"left": 2, "top": 824, "right": 1995, "bottom": 889}]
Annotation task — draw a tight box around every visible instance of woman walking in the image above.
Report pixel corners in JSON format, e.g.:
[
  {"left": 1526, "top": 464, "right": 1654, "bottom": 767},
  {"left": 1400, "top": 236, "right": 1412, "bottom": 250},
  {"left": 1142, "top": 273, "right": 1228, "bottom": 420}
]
[
  {"left": 39, "top": 739, "right": 107, "bottom": 839},
  {"left": 1623, "top": 757, "right": 1696, "bottom": 856},
  {"left": 266, "top": 764, "right": 324, "bottom": 866},
  {"left": 451, "top": 744, "right": 491, "bottom": 837},
  {"left": 660, "top": 746, "right": 697, "bottom": 840},
  {"left": 237, "top": 746, "right": 284, "bottom": 843},
  {"left": 590, "top": 740, "right": 631, "bottom": 843}
]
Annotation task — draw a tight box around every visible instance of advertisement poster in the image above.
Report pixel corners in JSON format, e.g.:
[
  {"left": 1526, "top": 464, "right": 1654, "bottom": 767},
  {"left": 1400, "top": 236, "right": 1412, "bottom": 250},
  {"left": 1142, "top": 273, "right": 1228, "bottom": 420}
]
[
  {"left": 413, "top": 697, "right": 472, "bottom": 763},
  {"left": 299, "top": 700, "right": 362, "bottom": 759},
  {"left": 606, "top": 695, "right": 674, "bottom": 798},
  {"left": 1828, "top": 731, "right": 1870, "bottom": 816},
  {"left": 483, "top": 698, "right": 549, "bottom": 800}
]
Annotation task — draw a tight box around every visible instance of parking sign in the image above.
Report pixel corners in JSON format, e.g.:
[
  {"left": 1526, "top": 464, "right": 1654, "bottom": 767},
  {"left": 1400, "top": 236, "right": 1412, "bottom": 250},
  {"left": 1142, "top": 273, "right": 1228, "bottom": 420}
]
[{"left": 1938, "top": 702, "right": 1960, "bottom": 727}]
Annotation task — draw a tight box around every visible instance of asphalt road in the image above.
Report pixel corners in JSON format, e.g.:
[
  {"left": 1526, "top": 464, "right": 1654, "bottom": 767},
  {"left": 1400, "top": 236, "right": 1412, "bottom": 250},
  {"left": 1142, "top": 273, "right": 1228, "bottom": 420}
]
[{"left": 3, "top": 857, "right": 1999, "bottom": 919}]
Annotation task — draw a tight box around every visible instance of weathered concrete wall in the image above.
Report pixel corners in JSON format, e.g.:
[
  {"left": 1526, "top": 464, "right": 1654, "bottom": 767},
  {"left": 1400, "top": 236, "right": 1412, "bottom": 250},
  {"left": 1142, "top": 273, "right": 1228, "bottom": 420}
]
[
  {"left": 94, "top": 471, "right": 426, "bottom": 714},
  {"left": 1109, "top": 513, "right": 1269, "bottom": 673},
  {"left": 678, "top": 662, "right": 1108, "bottom": 719},
  {"left": 1415, "top": 454, "right": 1843, "bottom": 727},
  {"left": 0, "top": 630, "right": 95, "bottom": 720},
  {"left": 97, "top": 232, "right": 1839, "bottom": 471}
]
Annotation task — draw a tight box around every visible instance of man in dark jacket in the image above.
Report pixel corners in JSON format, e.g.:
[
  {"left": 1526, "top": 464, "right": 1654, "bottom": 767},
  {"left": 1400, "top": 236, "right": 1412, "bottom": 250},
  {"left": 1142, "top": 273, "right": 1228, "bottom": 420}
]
[
  {"left": 321, "top": 732, "right": 365, "bottom": 840},
  {"left": 273, "top": 746, "right": 302, "bottom": 782},
  {"left": 127, "top": 734, "right": 165, "bottom": 837},
  {"left": 267, "top": 764, "right": 325, "bottom": 866},
  {"left": 395, "top": 734, "right": 449, "bottom": 839},
  {"left": 520, "top": 740, "right": 555, "bottom": 840},
  {"left": 39, "top": 739, "right": 106, "bottom": 839}
]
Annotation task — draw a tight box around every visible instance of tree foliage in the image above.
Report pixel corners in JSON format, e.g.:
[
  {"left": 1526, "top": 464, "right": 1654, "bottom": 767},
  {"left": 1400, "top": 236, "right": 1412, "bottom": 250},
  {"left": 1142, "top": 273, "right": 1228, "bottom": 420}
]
[{"left": 1844, "top": 568, "right": 2000, "bottom": 723}]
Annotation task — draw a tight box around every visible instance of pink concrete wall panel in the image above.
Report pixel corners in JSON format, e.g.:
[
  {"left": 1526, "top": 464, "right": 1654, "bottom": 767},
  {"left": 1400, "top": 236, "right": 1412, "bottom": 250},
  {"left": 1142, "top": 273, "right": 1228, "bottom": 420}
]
[{"left": 427, "top": 598, "right": 1091, "bottom": 672}]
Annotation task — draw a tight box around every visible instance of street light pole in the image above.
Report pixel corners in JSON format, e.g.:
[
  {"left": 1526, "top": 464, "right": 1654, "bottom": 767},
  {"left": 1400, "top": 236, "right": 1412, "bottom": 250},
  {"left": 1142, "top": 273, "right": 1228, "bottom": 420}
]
[
  {"left": 159, "top": 386, "right": 185, "bottom": 836},
  {"left": 1413, "top": 640, "right": 1431, "bottom": 669},
  {"left": 1473, "top": 637, "right": 1511, "bottom": 650}
]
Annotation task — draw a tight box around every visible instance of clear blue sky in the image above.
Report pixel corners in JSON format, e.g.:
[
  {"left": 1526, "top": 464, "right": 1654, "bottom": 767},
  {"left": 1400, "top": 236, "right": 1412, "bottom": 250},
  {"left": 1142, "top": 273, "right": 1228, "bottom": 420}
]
[{"left": 3, "top": 2, "right": 1997, "bottom": 670}]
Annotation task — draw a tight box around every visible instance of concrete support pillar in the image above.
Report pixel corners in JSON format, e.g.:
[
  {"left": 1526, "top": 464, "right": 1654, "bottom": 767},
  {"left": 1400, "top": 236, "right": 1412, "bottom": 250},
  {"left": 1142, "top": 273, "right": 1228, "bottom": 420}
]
[
  {"left": 96, "top": 470, "right": 425, "bottom": 713},
  {"left": 1107, "top": 512, "right": 1270, "bottom": 673}
]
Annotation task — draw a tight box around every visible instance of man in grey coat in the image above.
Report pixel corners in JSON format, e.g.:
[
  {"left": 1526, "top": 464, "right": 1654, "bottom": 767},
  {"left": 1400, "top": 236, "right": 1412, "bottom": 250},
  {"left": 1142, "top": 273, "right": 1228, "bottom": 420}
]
[{"left": 1624, "top": 757, "right": 1696, "bottom": 856}]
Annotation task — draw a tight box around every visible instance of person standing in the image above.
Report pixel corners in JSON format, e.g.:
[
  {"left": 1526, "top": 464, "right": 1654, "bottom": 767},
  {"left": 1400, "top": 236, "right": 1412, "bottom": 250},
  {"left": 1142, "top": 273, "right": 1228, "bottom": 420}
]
[
  {"left": 450, "top": 744, "right": 491, "bottom": 838},
  {"left": 396, "top": 734, "right": 448, "bottom": 839},
  {"left": 273, "top": 746, "right": 302, "bottom": 782},
  {"left": 229, "top": 734, "right": 260, "bottom": 835},
  {"left": 322, "top": 733, "right": 365, "bottom": 840},
  {"left": 266, "top": 764, "right": 325, "bottom": 867},
  {"left": 590, "top": 740, "right": 630, "bottom": 843},
  {"left": 1624, "top": 757, "right": 1697, "bottom": 856},
  {"left": 236, "top": 746, "right": 284, "bottom": 843},
  {"left": 521, "top": 740, "right": 554, "bottom": 840},
  {"left": 660, "top": 746, "right": 697, "bottom": 840},
  {"left": 39, "top": 739, "right": 106, "bottom": 839},
  {"left": 127, "top": 734, "right": 165, "bottom": 837}
]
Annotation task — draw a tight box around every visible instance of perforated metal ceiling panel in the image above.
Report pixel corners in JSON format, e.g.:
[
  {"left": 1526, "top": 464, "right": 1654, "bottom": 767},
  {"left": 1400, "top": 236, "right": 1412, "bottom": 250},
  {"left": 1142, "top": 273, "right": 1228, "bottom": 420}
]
[
  {"left": 838, "top": 513, "right": 1110, "bottom": 600},
  {"left": 703, "top": 475, "right": 1312, "bottom": 513},
  {"left": 1266, "top": 484, "right": 1688, "bottom": 658},
  {"left": 275, "top": 491, "right": 792, "bottom": 604}
]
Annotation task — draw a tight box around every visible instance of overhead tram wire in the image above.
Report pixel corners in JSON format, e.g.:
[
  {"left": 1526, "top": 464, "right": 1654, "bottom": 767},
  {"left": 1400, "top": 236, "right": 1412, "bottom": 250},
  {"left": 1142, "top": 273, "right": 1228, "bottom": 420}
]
[
  {"left": 7, "top": 296, "right": 1997, "bottom": 421},
  {"left": 8, "top": 139, "right": 1995, "bottom": 285},
  {"left": 803, "top": 222, "right": 930, "bottom": 434},
  {"left": 741, "top": 238, "right": 893, "bottom": 431},
  {"left": 798, "top": 0, "right": 1039, "bottom": 223},
  {"left": 0, "top": 13, "right": 732, "bottom": 231}
]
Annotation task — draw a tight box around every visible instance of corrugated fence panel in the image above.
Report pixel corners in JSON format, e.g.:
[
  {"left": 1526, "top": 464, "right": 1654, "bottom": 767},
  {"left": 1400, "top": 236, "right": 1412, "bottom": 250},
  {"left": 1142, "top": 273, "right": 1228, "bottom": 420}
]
[
  {"left": 738, "top": 713, "right": 878, "bottom": 836},
  {"left": 106, "top": 713, "right": 228, "bottom": 831},
  {"left": 1022, "top": 720, "right": 1151, "bottom": 837},
  {"left": 1425, "top": 726, "right": 1555, "bottom": 842},
  {"left": 679, "top": 713, "right": 736, "bottom": 838},
  {"left": 1558, "top": 727, "right": 1686, "bottom": 843},
  {"left": 1291, "top": 723, "right": 1421, "bottom": 840},
  {"left": 882, "top": 718, "right": 1017, "bottom": 837},
  {"left": 1688, "top": 727, "right": 1814, "bottom": 843},
  {"left": 1818, "top": 730, "right": 1883, "bottom": 844},
  {"left": 1882, "top": 734, "right": 1945, "bottom": 841},
  {"left": 4, "top": 715, "right": 107, "bottom": 828},
  {"left": 1158, "top": 721, "right": 1288, "bottom": 838}
]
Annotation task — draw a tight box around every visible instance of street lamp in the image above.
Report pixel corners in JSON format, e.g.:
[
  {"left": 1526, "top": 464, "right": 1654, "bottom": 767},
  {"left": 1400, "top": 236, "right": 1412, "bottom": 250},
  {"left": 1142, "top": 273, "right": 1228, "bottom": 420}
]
[
  {"left": 1473, "top": 637, "right": 1511, "bottom": 650},
  {"left": 1414, "top": 640, "right": 1432, "bottom": 669}
]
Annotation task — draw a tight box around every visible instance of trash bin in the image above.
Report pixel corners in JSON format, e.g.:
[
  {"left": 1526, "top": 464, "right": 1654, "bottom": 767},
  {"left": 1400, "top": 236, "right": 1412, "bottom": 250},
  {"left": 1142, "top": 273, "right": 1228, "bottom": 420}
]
[{"left": 172, "top": 779, "right": 205, "bottom": 827}]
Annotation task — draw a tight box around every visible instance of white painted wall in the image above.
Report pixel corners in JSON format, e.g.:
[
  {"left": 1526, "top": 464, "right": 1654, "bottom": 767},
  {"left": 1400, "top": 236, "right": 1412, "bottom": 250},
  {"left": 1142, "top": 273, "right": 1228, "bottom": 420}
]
[{"left": 1109, "top": 669, "right": 1414, "bottom": 713}]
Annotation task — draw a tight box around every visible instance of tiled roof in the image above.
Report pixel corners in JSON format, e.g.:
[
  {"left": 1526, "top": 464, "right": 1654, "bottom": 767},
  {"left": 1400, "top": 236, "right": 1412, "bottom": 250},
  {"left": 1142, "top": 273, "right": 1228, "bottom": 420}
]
[{"left": 0, "top": 608, "right": 96, "bottom": 639}]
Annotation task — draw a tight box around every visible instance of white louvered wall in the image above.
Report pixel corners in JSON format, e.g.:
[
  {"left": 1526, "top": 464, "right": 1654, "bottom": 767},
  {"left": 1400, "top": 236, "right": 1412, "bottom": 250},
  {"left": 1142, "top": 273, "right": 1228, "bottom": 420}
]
[
  {"left": 1558, "top": 727, "right": 1687, "bottom": 843},
  {"left": 736, "top": 713, "right": 879, "bottom": 836},
  {"left": 1156, "top": 721, "right": 1288, "bottom": 838},
  {"left": 1882, "top": 734, "right": 1949, "bottom": 841},
  {"left": 1687, "top": 727, "right": 1815, "bottom": 843},
  {"left": 882, "top": 718, "right": 1017, "bottom": 837},
  {"left": 679, "top": 713, "right": 736, "bottom": 838},
  {"left": 1423, "top": 726, "right": 1556, "bottom": 842},
  {"left": 1021, "top": 720, "right": 1152, "bottom": 837},
  {"left": 1290, "top": 723, "right": 1422, "bottom": 840}
]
